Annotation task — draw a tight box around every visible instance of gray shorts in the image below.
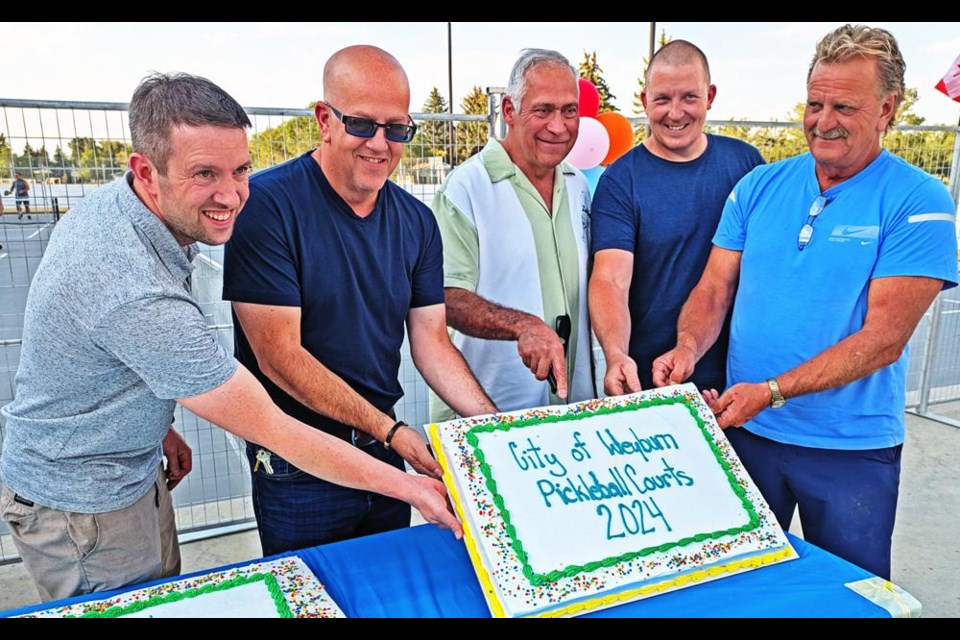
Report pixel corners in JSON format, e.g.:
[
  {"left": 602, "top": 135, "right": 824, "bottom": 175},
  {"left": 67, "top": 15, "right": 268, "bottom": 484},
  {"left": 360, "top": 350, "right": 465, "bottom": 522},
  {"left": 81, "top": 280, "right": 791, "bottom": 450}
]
[{"left": 0, "top": 465, "right": 180, "bottom": 602}]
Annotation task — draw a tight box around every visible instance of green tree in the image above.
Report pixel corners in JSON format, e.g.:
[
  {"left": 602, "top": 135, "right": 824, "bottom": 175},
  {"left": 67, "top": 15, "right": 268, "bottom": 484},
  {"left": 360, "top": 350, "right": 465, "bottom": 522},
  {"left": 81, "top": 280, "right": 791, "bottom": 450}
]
[
  {"left": 0, "top": 134, "right": 12, "bottom": 180},
  {"left": 67, "top": 140, "right": 129, "bottom": 183},
  {"left": 416, "top": 87, "right": 450, "bottom": 163},
  {"left": 579, "top": 51, "right": 617, "bottom": 114},
  {"left": 741, "top": 102, "right": 807, "bottom": 163},
  {"left": 248, "top": 109, "right": 318, "bottom": 170},
  {"left": 76, "top": 146, "right": 101, "bottom": 182},
  {"left": 50, "top": 145, "right": 72, "bottom": 182},
  {"left": 100, "top": 140, "right": 133, "bottom": 178},
  {"left": 896, "top": 88, "right": 924, "bottom": 126},
  {"left": 884, "top": 89, "right": 955, "bottom": 181},
  {"left": 632, "top": 76, "right": 647, "bottom": 145},
  {"left": 455, "top": 85, "right": 489, "bottom": 165},
  {"left": 67, "top": 137, "right": 97, "bottom": 161},
  {"left": 66, "top": 137, "right": 98, "bottom": 181},
  {"left": 17, "top": 143, "right": 51, "bottom": 173},
  {"left": 52, "top": 145, "right": 69, "bottom": 167}
]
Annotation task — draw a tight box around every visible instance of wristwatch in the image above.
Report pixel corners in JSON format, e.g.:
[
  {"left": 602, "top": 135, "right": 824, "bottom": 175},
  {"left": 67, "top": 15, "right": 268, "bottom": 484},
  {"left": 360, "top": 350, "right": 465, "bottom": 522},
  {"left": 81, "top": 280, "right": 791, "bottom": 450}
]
[{"left": 766, "top": 378, "right": 786, "bottom": 409}]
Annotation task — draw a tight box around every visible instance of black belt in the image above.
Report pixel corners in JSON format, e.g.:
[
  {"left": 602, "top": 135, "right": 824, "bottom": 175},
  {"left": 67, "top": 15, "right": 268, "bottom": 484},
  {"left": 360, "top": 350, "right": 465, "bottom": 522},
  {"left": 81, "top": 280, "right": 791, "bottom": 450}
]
[
  {"left": 323, "top": 407, "right": 395, "bottom": 448},
  {"left": 325, "top": 424, "right": 378, "bottom": 448}
]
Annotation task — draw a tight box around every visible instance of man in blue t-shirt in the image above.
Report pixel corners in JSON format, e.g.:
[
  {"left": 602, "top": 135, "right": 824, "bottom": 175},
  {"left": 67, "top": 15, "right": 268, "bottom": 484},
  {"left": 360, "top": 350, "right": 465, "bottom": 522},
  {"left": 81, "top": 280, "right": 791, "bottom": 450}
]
[
  {"left": 653, "top": 25, "right": 958, "bottom": 580},
  {"left": 590, "top": 40, "right": 763, "bottom": 395},
  {"left": 222, "top": 46, "right": 497, "bottom": 556}
]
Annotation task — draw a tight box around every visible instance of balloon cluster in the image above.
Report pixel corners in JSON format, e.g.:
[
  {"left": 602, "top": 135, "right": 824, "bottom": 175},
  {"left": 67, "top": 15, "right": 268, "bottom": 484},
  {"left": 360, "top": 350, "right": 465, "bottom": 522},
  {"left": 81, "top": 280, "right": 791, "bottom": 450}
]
[{"left": 565, "top": 78, "right": 634, "bottom": 195}]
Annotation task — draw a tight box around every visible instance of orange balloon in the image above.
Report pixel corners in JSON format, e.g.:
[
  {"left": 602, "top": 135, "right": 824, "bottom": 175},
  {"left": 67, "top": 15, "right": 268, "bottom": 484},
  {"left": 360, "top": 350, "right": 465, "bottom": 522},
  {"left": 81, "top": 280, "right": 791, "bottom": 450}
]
[{"left": 596, "top": 112, "right": 634, "bottom": 166}]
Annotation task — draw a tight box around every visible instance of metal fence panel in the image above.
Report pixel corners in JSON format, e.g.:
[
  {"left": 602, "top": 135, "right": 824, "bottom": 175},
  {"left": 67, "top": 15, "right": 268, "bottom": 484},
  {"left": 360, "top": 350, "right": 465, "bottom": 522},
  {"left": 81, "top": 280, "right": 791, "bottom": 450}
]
[{"left": 1, "top": 99, "right": 958, "bottom": 563}]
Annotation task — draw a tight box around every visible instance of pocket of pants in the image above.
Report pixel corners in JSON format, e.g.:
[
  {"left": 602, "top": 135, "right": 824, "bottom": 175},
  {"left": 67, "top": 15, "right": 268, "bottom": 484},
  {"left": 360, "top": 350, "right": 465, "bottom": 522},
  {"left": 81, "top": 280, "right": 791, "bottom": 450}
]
[
  {"left": 65, "top": 511, "right": 100, "bottom": 560},
  {"left": 246, "top": 446, "right": 306, "bottom": 480},
  {"left": 0, "top": 485, "right": 36, "bottom": 527},
  {"left": 863, "top": 444, "right": 903, "bottom": 465}
]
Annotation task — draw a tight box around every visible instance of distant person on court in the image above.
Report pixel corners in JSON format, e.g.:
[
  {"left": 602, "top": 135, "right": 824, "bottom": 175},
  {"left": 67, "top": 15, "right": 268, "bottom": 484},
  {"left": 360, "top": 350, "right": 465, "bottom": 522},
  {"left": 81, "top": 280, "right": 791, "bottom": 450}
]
[{"left": 8, "top": 172, "right": 31, "bottom": 219}]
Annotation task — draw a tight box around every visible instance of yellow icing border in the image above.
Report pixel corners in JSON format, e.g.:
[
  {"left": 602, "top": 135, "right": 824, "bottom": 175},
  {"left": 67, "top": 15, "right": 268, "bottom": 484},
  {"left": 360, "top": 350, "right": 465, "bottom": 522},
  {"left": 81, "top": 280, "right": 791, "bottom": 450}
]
[
  {"left": 429, "top": 423, "right": 797, "bottom": 619},
  {"left": 429, "top": 423, "right": 508, "bottom": 618},
  {"left": 528, "top": 546, "right": 797, "bottom": 618}
]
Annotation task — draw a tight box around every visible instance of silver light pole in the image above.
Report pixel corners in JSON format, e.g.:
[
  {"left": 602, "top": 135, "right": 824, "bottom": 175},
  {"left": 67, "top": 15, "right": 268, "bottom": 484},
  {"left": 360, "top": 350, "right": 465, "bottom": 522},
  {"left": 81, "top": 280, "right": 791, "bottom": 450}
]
[
  {"left": 649, "top": 22, "right": 656, "bottom": 64},
  {"left": 447, "top": 22, "right": 455, "bottom": 167}
]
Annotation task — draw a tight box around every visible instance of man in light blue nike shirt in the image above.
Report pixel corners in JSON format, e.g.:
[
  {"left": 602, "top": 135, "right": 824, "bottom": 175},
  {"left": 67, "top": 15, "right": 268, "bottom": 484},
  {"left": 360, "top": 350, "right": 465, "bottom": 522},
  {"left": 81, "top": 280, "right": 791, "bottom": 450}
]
[{"left": 652, "top": 24, "right": 958, "bottom": 580}]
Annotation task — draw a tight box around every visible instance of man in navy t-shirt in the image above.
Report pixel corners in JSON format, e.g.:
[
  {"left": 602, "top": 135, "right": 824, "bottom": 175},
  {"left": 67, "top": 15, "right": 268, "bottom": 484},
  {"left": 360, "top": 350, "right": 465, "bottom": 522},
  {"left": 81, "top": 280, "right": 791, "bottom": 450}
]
[
  {"left": 223, "top": 46, "right": 496, "bottom": 555},
  {"left": 590, "top": 40, "right": 764, "bottom": 395}
]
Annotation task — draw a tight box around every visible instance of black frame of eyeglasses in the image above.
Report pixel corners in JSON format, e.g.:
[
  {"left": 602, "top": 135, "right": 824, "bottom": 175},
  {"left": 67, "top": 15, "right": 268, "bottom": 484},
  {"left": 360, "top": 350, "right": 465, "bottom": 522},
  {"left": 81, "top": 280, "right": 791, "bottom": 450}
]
[{"left": 323, "top": 102, "right": 417, "bottom": 143}]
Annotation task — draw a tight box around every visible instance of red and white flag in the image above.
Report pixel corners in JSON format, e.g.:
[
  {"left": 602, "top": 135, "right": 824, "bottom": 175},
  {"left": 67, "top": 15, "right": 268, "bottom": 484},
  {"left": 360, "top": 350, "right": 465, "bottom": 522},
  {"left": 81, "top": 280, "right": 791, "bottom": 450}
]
[{"left": 935, "top": 53, "right": 960, "bottom": 103}]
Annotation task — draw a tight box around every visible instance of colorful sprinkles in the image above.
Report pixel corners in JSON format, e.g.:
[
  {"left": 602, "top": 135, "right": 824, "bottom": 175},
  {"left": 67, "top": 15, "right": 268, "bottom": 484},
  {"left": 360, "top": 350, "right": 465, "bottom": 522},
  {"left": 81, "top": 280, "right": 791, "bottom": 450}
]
[
  {"left": 430, "top": 383, "right": 796, "bottom": 617},
  {"left": 18, "top": 556, "right": 346, "bottom": 618}
]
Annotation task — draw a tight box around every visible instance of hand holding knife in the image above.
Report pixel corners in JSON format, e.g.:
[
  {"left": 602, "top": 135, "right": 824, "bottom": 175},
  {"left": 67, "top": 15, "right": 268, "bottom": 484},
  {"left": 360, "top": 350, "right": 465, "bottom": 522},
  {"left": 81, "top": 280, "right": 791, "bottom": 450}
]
[{"left": 547, "top": 314, "right": 571, "bottom": 397}]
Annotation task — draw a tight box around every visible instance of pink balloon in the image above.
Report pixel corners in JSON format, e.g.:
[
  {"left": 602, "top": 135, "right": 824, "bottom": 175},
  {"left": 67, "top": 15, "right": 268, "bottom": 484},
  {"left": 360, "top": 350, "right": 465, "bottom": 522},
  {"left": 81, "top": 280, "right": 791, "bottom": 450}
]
[
  {"left": 578, "top": 78, "right": 600, "bottom": 118},
  {"left": 565, "top": 117, "right": 610, "bottom": 170}
]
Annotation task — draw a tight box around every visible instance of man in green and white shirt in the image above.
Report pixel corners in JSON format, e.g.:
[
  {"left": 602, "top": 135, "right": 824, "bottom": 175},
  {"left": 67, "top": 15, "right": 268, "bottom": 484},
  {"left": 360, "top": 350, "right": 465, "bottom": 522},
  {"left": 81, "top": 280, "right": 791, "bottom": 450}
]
[{"left": 430, "top": 49, "right": 596, "bottom": 421}]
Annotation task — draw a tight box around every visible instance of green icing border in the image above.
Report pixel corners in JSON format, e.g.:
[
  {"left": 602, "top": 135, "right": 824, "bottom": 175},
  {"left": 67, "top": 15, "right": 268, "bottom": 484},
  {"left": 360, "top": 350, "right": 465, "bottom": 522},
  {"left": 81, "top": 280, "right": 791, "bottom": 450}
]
[
  {"left": 465, "top": 395, "right": 760, "bottom": 586},
  {"left": 71, "top": 572, "right": 293, "bottom": 618}
]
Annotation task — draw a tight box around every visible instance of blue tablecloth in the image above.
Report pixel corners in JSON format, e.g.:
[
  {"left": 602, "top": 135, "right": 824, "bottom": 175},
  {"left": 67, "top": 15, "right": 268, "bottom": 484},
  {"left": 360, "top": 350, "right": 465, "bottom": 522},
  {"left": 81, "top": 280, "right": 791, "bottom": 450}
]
[{"left": 2, "top": 525, "right": 890, "bottom": 618}]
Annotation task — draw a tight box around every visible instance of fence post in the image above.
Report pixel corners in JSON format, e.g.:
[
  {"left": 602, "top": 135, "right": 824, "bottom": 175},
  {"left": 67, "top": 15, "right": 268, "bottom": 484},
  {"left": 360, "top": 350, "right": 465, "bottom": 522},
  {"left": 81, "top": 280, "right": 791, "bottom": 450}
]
[
  {"left": 485, "top": 87, "right": 506, "bottom": 140},
  {"left": 485, "top": 88, "right": 497, "bottom": 141},
  {"left": 916, "top": 293, "right": 944, "bottom": 414},
  {"left": 948, "top": 124, "right": 960, "bottom": 205}
]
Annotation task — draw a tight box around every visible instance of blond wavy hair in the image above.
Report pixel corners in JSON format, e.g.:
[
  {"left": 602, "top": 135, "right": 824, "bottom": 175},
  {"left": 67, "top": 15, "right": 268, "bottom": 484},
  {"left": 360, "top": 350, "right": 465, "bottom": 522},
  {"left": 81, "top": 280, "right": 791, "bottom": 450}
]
[{"left": 808, "top": 24, "right": 905, "bottom": 133}]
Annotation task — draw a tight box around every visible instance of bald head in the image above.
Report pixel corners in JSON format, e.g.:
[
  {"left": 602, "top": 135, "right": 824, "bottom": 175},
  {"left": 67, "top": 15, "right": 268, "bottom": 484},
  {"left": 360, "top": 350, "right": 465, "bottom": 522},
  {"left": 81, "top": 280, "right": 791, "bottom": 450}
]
[
  {"left": 645, "top": 40, "right": 711, "bottom": 86},
  {"left": 323, "top": 45, "right": 410, "bottom": 108},
  {"left": 315, "top": 45, "right": 414, "bottom": 215}
]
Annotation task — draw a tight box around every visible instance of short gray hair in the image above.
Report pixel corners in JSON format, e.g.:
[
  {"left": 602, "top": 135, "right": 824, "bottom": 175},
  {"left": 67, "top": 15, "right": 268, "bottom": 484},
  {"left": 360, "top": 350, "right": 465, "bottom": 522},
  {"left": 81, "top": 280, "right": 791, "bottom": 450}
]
[
  {"left": 808, "top": 24, "right": 905, "bottom": 133},
  {"left": 129, "top": 72, "right": 251, "bottom": 175},
  {"left": 506, "top": 49, "right": 577, "bottom": 111}
]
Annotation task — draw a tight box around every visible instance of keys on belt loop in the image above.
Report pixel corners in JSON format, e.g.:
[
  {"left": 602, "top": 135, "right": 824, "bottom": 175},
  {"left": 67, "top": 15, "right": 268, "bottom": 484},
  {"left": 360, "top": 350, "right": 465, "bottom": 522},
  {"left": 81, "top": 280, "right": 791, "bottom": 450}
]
[{"left": 253, "top": 448, "right": 274, "bottom": 474}]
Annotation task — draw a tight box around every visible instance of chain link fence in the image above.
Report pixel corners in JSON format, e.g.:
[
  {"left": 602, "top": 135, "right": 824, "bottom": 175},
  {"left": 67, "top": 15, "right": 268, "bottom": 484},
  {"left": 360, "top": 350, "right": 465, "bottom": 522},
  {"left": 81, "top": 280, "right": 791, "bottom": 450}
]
[{"left": 1, "top": 98, "right": 958, "bottom": 563}]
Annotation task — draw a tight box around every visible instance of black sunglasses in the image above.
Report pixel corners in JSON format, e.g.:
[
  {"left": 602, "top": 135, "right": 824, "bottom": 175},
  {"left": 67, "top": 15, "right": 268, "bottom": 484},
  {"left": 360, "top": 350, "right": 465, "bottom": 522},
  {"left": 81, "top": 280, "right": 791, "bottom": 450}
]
[
  {"left": 547, "top": 314, "right": 572, "bottom": 395},
  {"left": 323, "top": 102, "right": 417, "bottom": 144}
]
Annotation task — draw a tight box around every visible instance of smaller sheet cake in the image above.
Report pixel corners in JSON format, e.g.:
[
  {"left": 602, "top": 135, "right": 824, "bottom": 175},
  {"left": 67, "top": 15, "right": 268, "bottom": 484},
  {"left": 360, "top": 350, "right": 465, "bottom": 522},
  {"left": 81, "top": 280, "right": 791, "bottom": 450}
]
[
  {"left": 19, "top": 556, "right": 345, "bottom": 618},
  {"left": 428, "top": 382, "right": 796, "bottom": 618}
]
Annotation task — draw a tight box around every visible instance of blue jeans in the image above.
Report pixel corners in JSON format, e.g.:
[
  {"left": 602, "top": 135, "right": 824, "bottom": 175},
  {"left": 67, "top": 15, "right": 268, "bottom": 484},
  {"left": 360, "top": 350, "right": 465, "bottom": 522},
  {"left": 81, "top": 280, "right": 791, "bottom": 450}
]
[
  {"left": 245, "top": 440, "right": 411, "bottom": 557},
  {"left": 726, "top": 427, "right": 901, "bottom": 579}
]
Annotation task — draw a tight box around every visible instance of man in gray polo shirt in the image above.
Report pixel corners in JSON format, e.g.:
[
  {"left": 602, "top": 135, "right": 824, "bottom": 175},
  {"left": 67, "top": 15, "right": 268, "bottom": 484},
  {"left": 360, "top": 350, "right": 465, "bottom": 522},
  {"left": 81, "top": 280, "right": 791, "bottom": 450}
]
[{"left": 0, "top": 72, "right": 461, "bottom": 603}]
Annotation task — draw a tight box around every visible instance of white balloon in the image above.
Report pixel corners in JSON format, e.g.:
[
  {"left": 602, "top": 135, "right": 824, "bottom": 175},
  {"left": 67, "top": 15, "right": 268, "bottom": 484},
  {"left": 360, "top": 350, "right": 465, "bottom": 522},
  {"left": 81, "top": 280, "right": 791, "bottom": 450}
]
[{"left": 565, "top": 117, "right": 610, "bottom": 170}]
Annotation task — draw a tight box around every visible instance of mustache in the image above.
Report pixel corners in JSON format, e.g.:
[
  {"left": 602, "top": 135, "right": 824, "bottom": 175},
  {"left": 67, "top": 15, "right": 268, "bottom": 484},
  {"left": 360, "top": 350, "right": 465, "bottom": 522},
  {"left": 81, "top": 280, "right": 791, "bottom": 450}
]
[{"left": 810, "top": 126, "right": 849, "bottom": 140}]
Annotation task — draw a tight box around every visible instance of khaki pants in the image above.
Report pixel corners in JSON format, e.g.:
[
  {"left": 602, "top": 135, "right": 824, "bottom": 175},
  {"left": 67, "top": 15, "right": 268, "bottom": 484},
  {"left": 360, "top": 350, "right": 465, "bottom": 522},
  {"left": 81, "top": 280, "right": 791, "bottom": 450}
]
[{"left": 0, "top": 466, "right": 181, "bottom": 602}]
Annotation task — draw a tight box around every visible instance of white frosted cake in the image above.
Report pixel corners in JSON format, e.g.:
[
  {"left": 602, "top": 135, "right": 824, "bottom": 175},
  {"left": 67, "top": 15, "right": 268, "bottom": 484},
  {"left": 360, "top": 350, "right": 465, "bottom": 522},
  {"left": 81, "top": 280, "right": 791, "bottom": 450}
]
[
  {"left": 428, "top": 383, "right": 796, "bottom": 618},
  {"left": 19, "top": 556, "right": 345, "bottom": 618}
]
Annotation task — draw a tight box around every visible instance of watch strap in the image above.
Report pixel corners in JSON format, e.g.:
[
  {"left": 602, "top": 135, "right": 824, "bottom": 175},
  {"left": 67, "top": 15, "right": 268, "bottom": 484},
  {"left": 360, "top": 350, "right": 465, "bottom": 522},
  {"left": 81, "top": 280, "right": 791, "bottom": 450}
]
[{"left": 767, "top": 378, "right": 786, "bottom": 408}]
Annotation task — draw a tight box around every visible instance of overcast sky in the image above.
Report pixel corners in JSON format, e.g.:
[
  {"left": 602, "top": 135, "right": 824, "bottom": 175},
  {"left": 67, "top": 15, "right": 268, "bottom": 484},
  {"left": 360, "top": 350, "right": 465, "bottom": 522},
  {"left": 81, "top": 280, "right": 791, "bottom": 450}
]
[{"left": 2, "top": 22, "right": 958, "bottom": 125}]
